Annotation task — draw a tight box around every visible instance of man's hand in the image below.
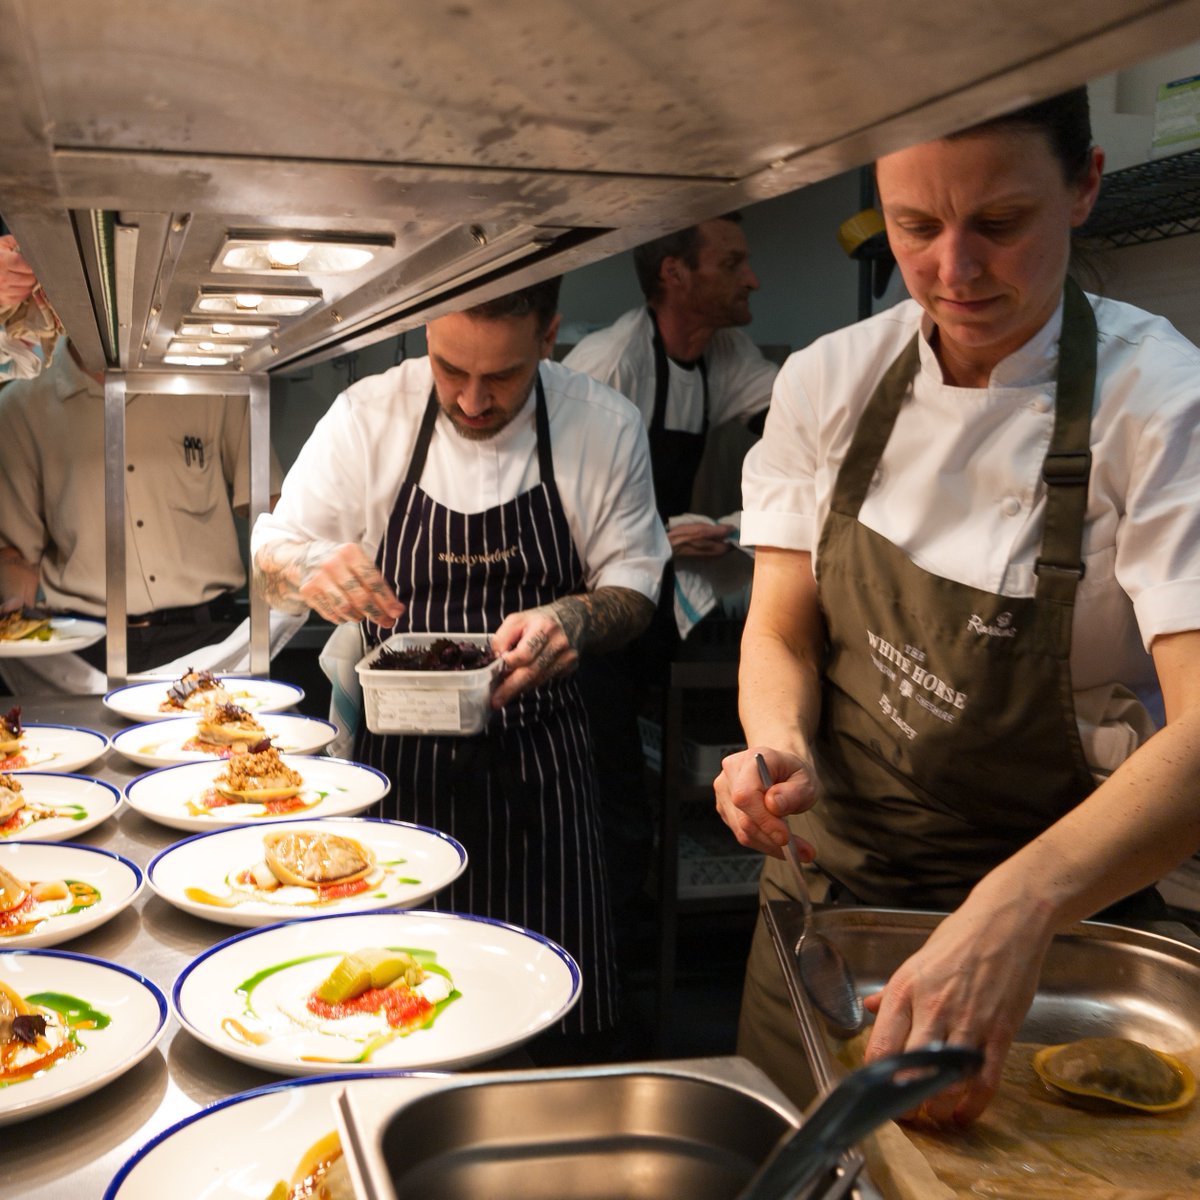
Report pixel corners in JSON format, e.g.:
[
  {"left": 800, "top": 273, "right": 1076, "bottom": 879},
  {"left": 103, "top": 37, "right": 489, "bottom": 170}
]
[
  {"left": 0, "top": 236, "right": 36, "bottom": 309},
  {"left": 714, "top": 745, "right": 820, "bottom": 857},
  {"left": 254, "top": 540, "right": 404, "bottom": 625},
  {"left": 668, "top": 521, "right": 735, "bottom": 559},
  {"left": 0, "top": 547, "right": 39, "bottom": 615},
  {"left": 489, "top": 586, "right": 654, "bottom": 707},
  {"left": 491, "top": 607, "right": 577, "bottom": 706},
  {"left": 862, "top": 880, "right": 1054, "bottom": 1128}
]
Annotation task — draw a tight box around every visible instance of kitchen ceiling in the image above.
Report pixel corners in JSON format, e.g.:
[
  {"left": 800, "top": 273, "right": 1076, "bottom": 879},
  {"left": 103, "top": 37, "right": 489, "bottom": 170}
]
[{"left": 2, "top": 0, "right": 1199, "bottom": 375}]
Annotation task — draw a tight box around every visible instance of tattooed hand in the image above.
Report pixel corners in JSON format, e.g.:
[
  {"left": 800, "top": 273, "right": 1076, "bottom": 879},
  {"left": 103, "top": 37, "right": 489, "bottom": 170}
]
[
  {"left": 490, "top": 586, "right": 654, "bottom": 707},
  {"left": 253, "top": 540, "right": 404, "bottom": 625}
]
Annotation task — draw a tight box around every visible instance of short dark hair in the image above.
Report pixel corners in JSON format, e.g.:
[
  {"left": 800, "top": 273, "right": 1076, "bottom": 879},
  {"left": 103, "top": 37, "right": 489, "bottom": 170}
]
[
  {"left": 633, "top": 212, "right": 744, "bottom": 303},
  {"left": 953, "top": 87, "right": 1093, "bottom": 184},
  {"left": 465, "top": 275, "right": 561, "bottom": 333}
]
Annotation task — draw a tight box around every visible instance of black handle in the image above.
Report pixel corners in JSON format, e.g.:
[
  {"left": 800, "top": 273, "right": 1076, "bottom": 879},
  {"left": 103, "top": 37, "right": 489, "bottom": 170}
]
[{"left": 736, "top": 1044, "right": 983, "bottom": 1200}]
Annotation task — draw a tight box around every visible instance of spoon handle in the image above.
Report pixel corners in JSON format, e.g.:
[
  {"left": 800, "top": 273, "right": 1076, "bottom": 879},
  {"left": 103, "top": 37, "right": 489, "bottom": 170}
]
[{"left": 755, "top": 753, "right": 814, "bottom": 929}]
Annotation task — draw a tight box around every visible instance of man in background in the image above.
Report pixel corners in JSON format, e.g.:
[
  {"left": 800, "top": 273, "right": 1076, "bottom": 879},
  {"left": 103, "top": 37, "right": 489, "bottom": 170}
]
[
  {"left": 0, "top": 240, "right": 284, "bottom": 688},
  {"left": 564, "top": 215, "right": 778, "bottom": 981}
]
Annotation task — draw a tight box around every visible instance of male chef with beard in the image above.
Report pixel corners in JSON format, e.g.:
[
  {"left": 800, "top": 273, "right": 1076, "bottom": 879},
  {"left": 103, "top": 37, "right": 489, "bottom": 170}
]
[{"left": 251, "top": 276, "right": 669, "bottom": 1062}]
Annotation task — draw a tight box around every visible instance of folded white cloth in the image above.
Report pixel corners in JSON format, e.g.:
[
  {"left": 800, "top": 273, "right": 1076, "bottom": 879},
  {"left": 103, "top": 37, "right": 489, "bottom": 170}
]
[{"left": 668, "top": 511, "right": 754, "bottom": 639}]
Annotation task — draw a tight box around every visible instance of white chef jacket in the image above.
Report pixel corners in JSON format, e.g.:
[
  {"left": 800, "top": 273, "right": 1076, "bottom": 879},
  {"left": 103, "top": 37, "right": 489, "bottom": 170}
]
[
  {"left": 742, "top": 294, "right": 1200, "bottom": 698},
  {"left": 563, "top": 306, "right": 777, "bottom": 433},
  {"left": 0, "top": 338, "right": 281, "bottom": 617},
  {"left": 252, "top": 357, "right": 670, "bottom": 603}
]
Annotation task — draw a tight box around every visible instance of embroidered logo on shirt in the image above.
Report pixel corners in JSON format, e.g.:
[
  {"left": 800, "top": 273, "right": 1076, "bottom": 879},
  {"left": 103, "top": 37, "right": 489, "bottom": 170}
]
[
  {"left": 437, "top": 545, "right": 519, "bottom": 567},
  {"left": 967, "top": 611, "right": 1017, "bottom": 638}
]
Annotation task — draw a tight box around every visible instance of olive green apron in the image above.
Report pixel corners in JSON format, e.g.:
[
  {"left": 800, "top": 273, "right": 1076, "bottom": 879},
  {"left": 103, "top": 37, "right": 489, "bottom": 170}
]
[
  {"left": 801, "top": 278, "right": 1101, "bottom": 910},
  {"left": 737, "top": 283, "right": 1145, "bottom": 1106}
]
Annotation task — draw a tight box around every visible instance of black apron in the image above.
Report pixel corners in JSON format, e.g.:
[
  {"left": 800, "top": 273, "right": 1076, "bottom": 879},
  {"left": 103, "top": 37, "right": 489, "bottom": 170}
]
[
  {"left": 357, "top": 369, "right": 618, "bottom": 1035},
  {"left": 647, "top": 305, "right": 710, "bottom": 522}
]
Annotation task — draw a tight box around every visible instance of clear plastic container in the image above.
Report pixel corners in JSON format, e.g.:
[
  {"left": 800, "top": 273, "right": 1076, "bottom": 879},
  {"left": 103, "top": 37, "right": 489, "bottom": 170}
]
[{"left": 355, "top": 633, "right": 502, "bottom": 736}]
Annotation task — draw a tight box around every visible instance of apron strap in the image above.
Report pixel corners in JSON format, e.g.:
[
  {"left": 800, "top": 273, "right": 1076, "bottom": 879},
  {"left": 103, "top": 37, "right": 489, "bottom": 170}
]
[
  {"left": 407, "top": 366, "right": 553, "bottom": 487},
  {"left": 1033, "top": 277, "right": 1098, "bottom": 606},
  {"left": 405, "top": 387, "right": 442, "bottom": 486},
  {"left": 828, "top": 333, "right": 920, "bottom": 517}
]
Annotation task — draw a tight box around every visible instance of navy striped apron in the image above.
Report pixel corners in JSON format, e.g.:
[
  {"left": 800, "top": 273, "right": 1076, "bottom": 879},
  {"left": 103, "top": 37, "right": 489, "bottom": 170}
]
[{"left": 358, "top": 368, "right": 618, "bottom": 1034}]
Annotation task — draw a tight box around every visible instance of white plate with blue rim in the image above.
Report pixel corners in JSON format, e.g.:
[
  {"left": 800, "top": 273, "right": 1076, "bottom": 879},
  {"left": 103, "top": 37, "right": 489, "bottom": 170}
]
[
  {"left": 0, "top": 841, "right": 143, "bottom": 948},
  {"left": 0, "top": 948, "right": 168, "bottom": 1126},
  {"left": 0, "top": 617, "right": 106, "bottom": 658},
  {"left": 103, "top": 675, "right": 306, "bottom": 723},
  {"left": 104, "top": 1070, "right": 437, "bottom": 1200},
  {"left": 109, "top": 712, "right": 336, "bottom": 768},
  {"left": 172, "top": 909, "right": 581, "bottom": 1075},
  {"left": 0, "top": 773, "right": 122, "bottom": 843},
  {"left": 1, "top": 723, "right": 109, "bottom": 774},
  {"left": 146, "top": 816, "right": 466, "bottom": 926},
  {"left": 124, "top": 756, "right": 389, "bottom": 833}
]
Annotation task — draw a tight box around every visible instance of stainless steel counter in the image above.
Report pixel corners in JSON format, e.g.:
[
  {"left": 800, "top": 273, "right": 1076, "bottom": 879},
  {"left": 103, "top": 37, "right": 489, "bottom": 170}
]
[{"left": 0, "top": 694, "right": 531, "bottom": 1199}]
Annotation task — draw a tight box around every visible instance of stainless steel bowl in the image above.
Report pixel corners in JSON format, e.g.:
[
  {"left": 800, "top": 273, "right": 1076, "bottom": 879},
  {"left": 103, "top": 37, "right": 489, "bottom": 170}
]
[{"left": 337, "top": 1057, "right": 814, "bottom": 1200}]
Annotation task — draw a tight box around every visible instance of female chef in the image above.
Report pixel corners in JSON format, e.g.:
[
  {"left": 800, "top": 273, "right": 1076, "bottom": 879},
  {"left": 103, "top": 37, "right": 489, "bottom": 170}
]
[{"left": 715, "top": 87, "right": 1200, "bottom": 1124}]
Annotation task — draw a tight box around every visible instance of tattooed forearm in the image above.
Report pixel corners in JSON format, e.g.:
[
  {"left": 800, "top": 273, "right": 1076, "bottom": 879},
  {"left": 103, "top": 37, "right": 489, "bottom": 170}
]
[
  {"left": 252, "top": 539, "right": 341, "bottom": 613},
  {"left": 544, "top": 586, "right": 654, "bottom": 655}
]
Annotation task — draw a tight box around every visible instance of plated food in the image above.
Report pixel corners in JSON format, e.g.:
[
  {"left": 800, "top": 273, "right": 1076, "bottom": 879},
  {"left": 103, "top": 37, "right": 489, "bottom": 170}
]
[
  {"left": 0, "top": 616, "right": 106, "bottom": 659},
  {"left": 172, "top": 909, "right": 580, "bottom": 1074},
  {"left": 124, "top": 756, "right": 388, "bottom": 832},
  {"left": 0, "top": 842, "right": 142, "bottom": 948},
  {"left": 104, "top": 673, "right": 305, "bottom": 723},
  {"left": 147, "top": 817, "right": 466, "bottom": 926},
  {"left": 0, "top": 772, "right": 122, "bottom": 842},
  {"left": 104, "top": 1072, "right": 430, "bottom": 1200},
  {"left": 0, "top": 948, "right": 168, "bottom": 1126},
  {"left": 0, "top": 715, "right": 109, "bottom": 774},
  {"left": 0, "top": 609, "right": 52, "bottom": 643},
  {"left": 110, "top": 712, "right": 336, "bottom": 768}
]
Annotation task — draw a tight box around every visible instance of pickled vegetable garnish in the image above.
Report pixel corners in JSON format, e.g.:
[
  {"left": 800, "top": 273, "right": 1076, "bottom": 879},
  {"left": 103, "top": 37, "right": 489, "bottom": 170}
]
[{"left": 374, "top": 638, "right": 495, "bottom": 671}]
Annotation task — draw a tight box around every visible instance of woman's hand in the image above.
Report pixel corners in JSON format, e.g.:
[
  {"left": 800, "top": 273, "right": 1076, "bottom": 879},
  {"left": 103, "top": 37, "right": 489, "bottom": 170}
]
[
  {"left": 714, "top": 746, "right": 820, "bottom": 858},
  {"left": 863, "top": 880, "right": 1054, "bottom": 1127}
]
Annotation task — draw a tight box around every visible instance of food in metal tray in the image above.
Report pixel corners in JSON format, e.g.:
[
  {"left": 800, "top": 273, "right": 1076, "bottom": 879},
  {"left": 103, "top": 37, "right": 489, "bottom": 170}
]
[
  {"left": 373, "top": 637, "right": 496, "bottom": 672},
  {"left": 1031, "top": 1036, "right": 1195, "bottom": 1113}
]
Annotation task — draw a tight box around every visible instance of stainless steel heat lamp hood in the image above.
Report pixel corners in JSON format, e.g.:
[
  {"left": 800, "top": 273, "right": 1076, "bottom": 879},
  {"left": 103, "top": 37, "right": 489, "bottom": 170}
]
[{"left": 3, "top": 0, "right": 1200, "bottom": 378}]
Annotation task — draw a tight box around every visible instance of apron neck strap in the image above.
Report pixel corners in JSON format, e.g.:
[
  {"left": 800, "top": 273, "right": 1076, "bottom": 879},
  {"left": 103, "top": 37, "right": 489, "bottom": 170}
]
[
  {"left": 1033, "top": 277, "right": 1097, "bottom": 604},
  {"left": 829, "top": 281, "right": 1097, "bottom": 607},
  {"left": 407, "top": 365, "right": 553, "bottom": 487},
  {"left": 648, "top": 306, "right": 709, "bottom": 437}
]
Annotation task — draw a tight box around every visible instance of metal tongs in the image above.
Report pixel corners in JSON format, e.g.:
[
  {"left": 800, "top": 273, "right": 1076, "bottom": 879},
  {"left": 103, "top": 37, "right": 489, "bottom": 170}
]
[{"left": 756, "top": 753, "right": 864, "bottom": 1039}]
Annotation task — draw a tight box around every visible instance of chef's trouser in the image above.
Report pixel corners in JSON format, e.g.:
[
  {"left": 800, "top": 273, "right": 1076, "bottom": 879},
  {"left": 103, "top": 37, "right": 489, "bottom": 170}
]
[{"left": 76, "top": 593, "right": 241, "bottom": 674}]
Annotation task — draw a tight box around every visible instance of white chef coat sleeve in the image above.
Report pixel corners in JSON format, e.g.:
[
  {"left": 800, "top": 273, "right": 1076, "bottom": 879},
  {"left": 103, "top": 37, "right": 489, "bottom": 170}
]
[
  {"left": 740, "top": 351, "right": 819, "bottom": 552},
  {"left": 557, "top": 376, "right": 668, "bottom": 602},
  {"left": 250, "top": 389, "right": 376, "bottom": 556},
  {"left": 1109, "top": 329, "right": 1200, "bottom": 649},
  {"left": 706, "top": 327, "right": 778, "bottom": 425}
]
